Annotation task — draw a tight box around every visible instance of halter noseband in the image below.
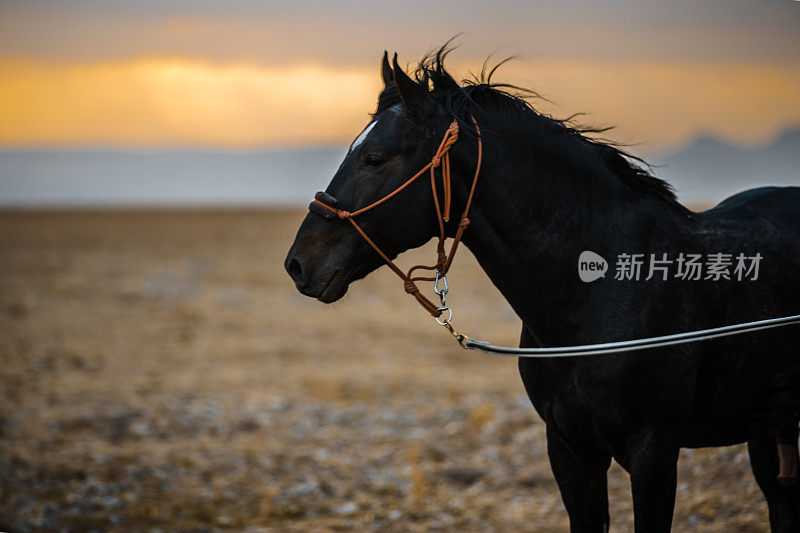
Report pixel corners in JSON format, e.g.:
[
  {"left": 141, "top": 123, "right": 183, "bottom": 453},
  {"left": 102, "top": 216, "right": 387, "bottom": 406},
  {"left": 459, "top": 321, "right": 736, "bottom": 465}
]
[{"left": 309, "top": 117, "right": 483, "bottom": 318}]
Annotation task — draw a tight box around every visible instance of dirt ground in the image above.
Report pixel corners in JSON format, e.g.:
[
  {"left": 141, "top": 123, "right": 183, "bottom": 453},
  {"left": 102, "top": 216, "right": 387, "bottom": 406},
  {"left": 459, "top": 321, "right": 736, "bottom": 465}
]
[{"left": 0, "top": 210, "right": 772, "bottom": 531}]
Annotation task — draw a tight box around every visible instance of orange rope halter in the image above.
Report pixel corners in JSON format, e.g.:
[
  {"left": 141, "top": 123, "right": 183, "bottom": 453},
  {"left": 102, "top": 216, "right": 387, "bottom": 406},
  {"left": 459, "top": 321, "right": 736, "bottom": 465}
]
[{"left": 310, "top": 116, "right": 483, "bottom": 317}]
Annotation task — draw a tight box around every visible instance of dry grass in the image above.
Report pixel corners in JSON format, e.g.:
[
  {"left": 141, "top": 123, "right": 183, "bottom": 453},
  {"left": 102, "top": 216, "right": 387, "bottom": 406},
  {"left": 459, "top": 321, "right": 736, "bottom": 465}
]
[{"left": 0, "top": 210, "right": 769, "bottom": 531}]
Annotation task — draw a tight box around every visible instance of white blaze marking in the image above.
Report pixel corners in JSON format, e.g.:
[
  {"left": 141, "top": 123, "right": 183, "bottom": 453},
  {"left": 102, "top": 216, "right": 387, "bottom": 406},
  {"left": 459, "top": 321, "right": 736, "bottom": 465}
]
[{"left": 349, "top": 121, "right": 377, "bottom": 153}]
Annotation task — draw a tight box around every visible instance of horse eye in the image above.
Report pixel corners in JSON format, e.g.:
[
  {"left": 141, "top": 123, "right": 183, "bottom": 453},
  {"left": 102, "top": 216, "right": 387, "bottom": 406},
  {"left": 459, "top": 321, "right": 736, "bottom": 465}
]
[{"left": 364, "top": 154, "right": 386, "bottom": 167}]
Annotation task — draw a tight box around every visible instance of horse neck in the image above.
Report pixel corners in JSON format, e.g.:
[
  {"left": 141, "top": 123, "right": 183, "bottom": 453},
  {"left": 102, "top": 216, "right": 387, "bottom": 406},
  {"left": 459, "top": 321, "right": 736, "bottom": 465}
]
[{"left": 450, "top": 121, "right": 689, "bottom": 340}]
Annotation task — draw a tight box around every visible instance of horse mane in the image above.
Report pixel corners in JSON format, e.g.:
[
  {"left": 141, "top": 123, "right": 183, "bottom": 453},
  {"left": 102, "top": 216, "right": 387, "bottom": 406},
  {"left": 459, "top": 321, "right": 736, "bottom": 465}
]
[{"left": 378, "top": 45, "right": 678, "bottom": 204}]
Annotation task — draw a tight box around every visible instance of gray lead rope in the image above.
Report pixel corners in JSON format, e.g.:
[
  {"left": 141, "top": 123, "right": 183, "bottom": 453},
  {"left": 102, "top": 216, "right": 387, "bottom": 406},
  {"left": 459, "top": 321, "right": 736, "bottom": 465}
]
[
  {"left": 431, "top": 271, "right": 800, "bottom": 357},
  {"left": 457, "top": 314, "right": 800, "bottom": 357}
]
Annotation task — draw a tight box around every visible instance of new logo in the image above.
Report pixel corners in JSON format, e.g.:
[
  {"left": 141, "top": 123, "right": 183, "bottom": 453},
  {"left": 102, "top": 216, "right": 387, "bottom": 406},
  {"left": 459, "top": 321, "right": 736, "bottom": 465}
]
[{"left": 578, "top": 251, "right": 608, "bottom": 282}]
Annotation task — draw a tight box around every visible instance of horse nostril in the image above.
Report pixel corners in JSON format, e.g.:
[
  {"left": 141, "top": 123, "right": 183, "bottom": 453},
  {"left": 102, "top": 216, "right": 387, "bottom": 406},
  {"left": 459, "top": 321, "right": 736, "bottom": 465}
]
[{"left": 285, "top": 256, "right": 305, "bottom": 287}]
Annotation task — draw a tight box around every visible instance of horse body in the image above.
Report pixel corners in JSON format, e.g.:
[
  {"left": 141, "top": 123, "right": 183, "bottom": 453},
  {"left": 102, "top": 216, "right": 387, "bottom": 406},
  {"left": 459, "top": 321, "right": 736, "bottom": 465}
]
[
  {"left": 285, "top": 49, "right": 800, "bottom": 531},
  {"left": 456, "top": 114, "right": 800, "bottom": 528}
]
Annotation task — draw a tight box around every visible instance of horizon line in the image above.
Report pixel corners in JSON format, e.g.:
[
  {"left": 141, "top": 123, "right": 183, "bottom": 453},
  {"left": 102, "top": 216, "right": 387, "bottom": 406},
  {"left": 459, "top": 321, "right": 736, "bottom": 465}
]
[{"left": 1, "top": 125, "right": 798, "bottom": 157}]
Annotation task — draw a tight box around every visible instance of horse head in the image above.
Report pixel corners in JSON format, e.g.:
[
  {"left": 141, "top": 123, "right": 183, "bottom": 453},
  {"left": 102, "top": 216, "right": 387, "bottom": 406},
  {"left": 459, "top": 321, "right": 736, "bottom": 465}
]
[{"left": 285, "top": 52, "right": 462, "bottom": 303}]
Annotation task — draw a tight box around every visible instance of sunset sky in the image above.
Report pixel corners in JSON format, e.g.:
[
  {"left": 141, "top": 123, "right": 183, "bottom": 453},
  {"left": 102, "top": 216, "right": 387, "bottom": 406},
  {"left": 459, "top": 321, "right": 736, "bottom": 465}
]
[{"left": 1, "top": 0, "right": 798, "bottom": 154}]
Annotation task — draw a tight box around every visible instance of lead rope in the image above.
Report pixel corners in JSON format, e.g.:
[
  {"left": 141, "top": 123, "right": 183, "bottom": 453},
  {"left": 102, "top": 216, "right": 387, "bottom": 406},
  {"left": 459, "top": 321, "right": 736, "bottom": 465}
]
[
  {"left": 310, "top": 118, "right": 800, "bottom": 356},
  {"left": 459, "top": 315, "right": 800, "bottom": 357}
]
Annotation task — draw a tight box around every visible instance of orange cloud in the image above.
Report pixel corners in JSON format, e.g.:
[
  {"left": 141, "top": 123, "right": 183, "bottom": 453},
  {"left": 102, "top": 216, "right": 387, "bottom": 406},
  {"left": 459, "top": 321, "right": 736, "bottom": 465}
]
[
  {"left": 0, "top": 58, "right": 381, "bottom": 148},
  {"left": 0, "top": 57, "right": 798, "bottom": 152}
]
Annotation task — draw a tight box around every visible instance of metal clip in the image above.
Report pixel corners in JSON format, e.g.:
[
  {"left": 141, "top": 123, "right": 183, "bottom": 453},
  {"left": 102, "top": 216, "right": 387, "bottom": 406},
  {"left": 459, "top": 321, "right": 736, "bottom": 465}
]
[
  {"left": 434, "top": 269, "right": 448, "bottom": 306},
  {"left": 436, "top": 312, "right": 470, "bottom": 349},
  {"left": 432, "top": 271, "right": 468, "bottom": 349}
]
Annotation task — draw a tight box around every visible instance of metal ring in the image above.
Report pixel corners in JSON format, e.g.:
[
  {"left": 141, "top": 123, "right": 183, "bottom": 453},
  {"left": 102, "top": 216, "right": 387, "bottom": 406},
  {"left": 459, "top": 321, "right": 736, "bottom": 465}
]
[{"left": 435, "top": 306, "right": 453, "bottom": 325}]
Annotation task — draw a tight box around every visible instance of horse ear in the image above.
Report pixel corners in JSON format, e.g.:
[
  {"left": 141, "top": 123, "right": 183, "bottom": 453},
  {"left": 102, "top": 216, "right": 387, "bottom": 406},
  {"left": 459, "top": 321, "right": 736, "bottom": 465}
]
[
  {"left": 392, "top": 54, "right": 435, "bottom": 122},
  {"left": 381, "top": 51, "right": 393, "bottom": 86}
]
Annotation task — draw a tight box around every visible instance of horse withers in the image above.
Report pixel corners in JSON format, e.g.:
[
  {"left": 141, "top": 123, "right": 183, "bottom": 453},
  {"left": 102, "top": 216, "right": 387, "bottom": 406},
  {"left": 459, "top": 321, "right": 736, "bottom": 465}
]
[{"left": 285, "top": 48, "right": 800, "bottom": 532}]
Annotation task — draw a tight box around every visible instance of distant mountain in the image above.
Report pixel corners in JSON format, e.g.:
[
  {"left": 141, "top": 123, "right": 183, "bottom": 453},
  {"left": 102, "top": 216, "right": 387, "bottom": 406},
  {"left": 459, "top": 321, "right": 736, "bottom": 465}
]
[
  {"left": 651, "top": 128, "right": 800, "bottom": 205},
  {"left": 1, "top": 129, "right": 798, "bottom": 207}
]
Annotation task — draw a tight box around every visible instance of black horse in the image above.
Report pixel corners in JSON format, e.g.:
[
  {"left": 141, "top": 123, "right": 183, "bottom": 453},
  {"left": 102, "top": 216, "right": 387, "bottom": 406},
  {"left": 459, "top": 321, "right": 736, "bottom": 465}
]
[{"left": 285, "top": 49, "right": 800, "bottom": 532}]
